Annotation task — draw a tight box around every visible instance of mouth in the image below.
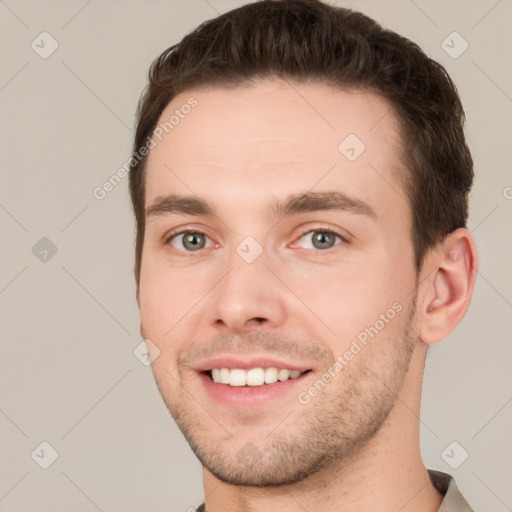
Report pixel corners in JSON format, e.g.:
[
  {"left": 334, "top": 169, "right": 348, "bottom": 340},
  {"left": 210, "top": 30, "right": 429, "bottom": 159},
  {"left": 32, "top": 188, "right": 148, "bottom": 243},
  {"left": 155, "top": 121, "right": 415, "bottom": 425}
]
[
  {"left": 204, "top": 367, "right": 312, "bottom": 387},
  {"left": 193, "top": 357, "right": 315, "bottom": 407}
]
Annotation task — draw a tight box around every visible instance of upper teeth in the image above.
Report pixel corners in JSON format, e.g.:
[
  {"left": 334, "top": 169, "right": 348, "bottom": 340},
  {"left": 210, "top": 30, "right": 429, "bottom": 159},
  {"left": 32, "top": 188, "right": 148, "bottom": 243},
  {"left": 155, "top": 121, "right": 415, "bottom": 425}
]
[{"left": 211, "top": 367, "right": 303, "bottom": 386}]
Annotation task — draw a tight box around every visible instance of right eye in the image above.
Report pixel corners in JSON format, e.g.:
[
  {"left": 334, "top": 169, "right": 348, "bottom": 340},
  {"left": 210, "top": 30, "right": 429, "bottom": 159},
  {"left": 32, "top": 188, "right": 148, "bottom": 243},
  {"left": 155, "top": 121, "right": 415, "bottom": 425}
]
[{"left": 167, "top": 231, "right": 214, "bottom": 252}]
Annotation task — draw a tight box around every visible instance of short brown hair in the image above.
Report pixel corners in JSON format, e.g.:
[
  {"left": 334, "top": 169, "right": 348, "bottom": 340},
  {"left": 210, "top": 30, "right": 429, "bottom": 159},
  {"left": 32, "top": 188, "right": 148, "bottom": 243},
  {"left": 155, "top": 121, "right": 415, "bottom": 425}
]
[{"left": 129, "top": 0, "right": 473, "bottom": 285}]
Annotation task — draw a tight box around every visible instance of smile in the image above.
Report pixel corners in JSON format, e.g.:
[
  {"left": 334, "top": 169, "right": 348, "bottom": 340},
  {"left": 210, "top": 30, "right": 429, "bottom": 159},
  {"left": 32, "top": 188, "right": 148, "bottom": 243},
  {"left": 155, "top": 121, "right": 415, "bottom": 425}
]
[{"left": 208, "top": 367, "right": 308, "bottom": 386}]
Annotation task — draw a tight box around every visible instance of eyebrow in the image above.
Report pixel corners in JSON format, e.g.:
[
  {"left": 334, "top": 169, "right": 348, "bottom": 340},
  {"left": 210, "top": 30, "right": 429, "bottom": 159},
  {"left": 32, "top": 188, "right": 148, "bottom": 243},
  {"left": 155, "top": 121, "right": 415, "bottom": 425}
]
[{"left": 145, "top": 191, "right": 377, "bottom": 220}]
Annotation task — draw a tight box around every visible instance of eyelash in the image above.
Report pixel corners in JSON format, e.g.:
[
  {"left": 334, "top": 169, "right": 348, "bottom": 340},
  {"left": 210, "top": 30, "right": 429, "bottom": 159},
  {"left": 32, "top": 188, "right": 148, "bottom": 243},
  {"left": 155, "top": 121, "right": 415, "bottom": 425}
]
[
  {"left": 165, "top": 227, "right": 348, "bottom": 252},
  {"left": 295, "top": 227, "right": 348, "bottom": 249}
]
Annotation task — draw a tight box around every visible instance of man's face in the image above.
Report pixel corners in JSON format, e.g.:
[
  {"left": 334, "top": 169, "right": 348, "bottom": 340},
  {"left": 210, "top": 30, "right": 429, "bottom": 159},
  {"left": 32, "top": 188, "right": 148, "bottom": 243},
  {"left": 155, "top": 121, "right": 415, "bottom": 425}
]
[{"left": 138, "top": 79, "right": 420, "bottom": 486}]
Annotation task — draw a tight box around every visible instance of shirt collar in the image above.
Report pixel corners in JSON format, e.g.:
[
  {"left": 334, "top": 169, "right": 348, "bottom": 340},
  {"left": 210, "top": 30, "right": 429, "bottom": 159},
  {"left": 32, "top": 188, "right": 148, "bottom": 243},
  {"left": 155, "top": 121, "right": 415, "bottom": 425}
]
[
  {"left": 428, "top": 469, "right": 475, "bottom": 511},
  {"left": 196, "top": 470, "right": 475, "bottom": 511}
]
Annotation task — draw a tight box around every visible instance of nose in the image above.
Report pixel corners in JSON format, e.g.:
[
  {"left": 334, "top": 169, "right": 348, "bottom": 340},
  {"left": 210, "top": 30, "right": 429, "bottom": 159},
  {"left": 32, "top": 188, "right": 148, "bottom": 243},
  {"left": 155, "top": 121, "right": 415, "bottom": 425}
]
[{"left": 210, "top": 249, "right": 287, "bottom": 334}]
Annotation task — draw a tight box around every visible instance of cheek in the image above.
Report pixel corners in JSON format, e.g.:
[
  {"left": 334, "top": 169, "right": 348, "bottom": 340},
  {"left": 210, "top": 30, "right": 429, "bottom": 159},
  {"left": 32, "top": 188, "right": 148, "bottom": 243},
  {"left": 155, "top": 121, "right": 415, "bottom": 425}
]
[
  {"left": 139, "top": 270, "right": 167, "bottom": 333},
  {"left": 285, "top": 260, "right": 410, "bottom": 346},
  {"left": 138, "top": 261, "right": 214, "bottom": 365},
  {"left": 139, "top": 249, "right": 200, "bottom": 314},
  {"left": 138, "top": 263, "right": 186, "bottom": 344}
]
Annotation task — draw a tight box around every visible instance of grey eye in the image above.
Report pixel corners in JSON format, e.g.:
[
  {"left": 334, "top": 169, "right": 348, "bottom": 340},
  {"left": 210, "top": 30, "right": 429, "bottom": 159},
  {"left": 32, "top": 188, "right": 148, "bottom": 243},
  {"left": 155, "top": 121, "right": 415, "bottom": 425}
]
[
  {"left": 170, "top": 232, "right": 212, "bottom": 251},
  {"left": 298, "top": 230, "right": 341, "bottom": 250}
]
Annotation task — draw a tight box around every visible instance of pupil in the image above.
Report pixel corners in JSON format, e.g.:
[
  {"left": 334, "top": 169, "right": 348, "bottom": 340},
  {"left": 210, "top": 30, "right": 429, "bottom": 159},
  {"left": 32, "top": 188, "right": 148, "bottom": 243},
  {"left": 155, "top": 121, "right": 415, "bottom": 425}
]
[
  {"left": 313, "top": 231, "right": 334, "bottom": 249},
  {"left": 185, "top": 233, "right": 204, "bottom": 250}
]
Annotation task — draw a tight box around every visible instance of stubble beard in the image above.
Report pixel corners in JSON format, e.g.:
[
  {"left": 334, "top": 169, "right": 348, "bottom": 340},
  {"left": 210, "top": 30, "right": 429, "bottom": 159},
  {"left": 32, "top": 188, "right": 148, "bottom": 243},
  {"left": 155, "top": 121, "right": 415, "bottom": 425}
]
[{"left": 152, "top": 299, "right": 417, "bottom": 487}]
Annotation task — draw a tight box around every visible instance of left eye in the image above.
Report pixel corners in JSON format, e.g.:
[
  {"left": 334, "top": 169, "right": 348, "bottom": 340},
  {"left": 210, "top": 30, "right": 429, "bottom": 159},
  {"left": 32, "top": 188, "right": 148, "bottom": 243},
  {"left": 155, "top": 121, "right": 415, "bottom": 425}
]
[{"left": 297, "top": 230, "right": 343, "bottom": 250}]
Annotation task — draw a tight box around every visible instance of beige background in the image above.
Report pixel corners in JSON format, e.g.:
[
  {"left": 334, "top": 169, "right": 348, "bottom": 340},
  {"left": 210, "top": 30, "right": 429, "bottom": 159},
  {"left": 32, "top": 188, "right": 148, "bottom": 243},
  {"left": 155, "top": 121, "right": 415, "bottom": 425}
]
[{"left": 1, "top": 0, "right": 511, "bottom": 510}]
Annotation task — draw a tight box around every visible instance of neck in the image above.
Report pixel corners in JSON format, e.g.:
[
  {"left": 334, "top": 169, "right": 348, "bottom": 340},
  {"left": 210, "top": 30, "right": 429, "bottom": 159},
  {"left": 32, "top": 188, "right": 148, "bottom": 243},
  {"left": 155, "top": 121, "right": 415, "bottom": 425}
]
[{"left": 201, "top": 346, "right": 443, "bottom": 512}]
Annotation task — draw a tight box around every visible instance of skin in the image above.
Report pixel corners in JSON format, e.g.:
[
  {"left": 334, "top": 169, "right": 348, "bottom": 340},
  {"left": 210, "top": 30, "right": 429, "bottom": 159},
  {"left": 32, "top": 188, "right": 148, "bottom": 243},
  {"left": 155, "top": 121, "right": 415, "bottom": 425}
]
[{"left": 136, "top": 79, "right": 478, "bottom": 512}]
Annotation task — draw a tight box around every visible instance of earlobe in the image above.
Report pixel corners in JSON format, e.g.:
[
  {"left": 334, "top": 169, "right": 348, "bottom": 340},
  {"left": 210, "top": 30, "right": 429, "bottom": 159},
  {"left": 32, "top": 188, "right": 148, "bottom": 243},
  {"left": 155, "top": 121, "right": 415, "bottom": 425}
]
[{"left": 418, "top": 228, "right": 478, "bottom": 345}]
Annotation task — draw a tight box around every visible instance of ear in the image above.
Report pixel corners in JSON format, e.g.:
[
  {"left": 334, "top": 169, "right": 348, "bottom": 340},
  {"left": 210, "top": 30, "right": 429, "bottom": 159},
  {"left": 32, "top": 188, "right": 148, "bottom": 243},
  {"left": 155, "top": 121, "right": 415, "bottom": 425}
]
[{"left": 417, "top": 228, "right": 478, "bottom": 345}]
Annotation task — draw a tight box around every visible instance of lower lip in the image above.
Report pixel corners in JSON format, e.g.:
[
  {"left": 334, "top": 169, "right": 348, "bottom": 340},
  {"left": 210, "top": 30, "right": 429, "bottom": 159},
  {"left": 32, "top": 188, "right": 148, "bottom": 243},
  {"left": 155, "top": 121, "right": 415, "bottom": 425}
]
[{"left": 198, "top": 371, "right": 312, "bottom": 407}]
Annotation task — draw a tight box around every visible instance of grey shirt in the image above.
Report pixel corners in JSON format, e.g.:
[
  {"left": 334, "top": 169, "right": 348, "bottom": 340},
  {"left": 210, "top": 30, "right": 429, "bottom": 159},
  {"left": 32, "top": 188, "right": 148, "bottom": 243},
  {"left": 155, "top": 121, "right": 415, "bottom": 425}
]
[
  {"left": 430, "top": 470, "right": 475, "bottom": 511},
  {"left": 194, "top": 470, "right": 474, "bottom": 511}
]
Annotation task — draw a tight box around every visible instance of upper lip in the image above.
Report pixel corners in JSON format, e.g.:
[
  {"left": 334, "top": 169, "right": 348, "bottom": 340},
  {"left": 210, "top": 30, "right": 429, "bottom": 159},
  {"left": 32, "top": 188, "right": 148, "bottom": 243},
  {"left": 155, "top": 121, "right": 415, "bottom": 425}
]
[{"left": 193, "top": 355, "right": 312, "bottom": 372}]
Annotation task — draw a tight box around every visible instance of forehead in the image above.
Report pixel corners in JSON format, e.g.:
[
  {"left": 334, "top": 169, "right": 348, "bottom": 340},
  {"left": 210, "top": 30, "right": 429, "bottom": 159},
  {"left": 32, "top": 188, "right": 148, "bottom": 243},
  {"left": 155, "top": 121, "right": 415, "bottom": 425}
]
[{"left": 144, "top": 79, "right": 406, "bottom": 218}]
